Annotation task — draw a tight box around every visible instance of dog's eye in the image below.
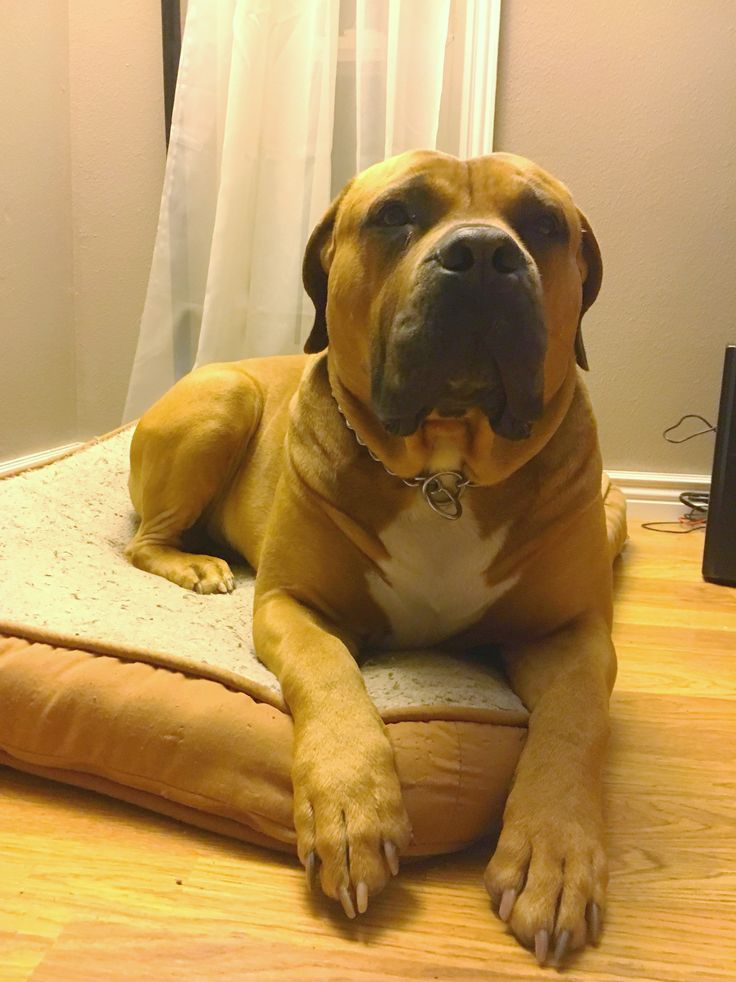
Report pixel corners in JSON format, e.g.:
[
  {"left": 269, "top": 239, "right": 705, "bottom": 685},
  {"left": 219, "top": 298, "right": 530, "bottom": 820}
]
[
  {"left": 374, "top": 201, "right": 412, "bottom": 227},
  {"left": 533, "top": 212, "right": 562, "bottom": 237}
]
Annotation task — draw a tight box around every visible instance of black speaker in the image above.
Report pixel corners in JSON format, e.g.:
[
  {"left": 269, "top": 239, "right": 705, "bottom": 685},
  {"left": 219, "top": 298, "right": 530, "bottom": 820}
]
[{"left": 702, "top": 345, "right": 736, "bottom": 587}]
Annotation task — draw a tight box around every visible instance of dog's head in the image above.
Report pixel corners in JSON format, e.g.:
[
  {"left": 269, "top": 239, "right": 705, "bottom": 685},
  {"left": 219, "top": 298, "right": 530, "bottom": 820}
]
[{"left": 303, "top": 150, "right": 601, "bottom": 448}]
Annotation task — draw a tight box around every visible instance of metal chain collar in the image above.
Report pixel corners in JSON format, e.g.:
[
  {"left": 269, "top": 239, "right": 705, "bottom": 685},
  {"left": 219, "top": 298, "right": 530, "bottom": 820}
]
[{"left": 331, "top": 392, "right": 477, "bottom": 520}]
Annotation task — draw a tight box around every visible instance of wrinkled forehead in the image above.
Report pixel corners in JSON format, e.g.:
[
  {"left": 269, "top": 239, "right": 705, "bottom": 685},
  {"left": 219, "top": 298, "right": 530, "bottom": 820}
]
[{"left": 342, "top": 150, "right": 577, "bottom": 225}]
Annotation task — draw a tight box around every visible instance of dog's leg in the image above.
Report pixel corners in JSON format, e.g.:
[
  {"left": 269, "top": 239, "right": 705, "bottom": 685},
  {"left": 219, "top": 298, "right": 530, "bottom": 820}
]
[
  {"left": 126, "top": 364, "right": 261, "bottom": 593},
  {"left": 484, "top": 616, "right": 616, "bottom": 966},
  {"left": 254, "top": 589, "right": 412, "bottom": 916}
]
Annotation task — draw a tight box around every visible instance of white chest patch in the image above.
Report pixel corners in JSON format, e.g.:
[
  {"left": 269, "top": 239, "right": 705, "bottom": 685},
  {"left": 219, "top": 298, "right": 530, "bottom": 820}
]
[{"left": 367, "top": 496, "right": 518, "bottom": 648}]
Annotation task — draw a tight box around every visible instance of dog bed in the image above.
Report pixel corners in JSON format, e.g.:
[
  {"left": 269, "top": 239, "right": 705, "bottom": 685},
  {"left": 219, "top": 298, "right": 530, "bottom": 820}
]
[{"left": 0, "top": 426, "right": 626, "bottom": 856}]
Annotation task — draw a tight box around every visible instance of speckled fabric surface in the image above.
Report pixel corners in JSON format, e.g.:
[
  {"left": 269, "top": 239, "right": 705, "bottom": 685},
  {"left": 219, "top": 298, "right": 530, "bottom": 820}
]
[{"left": 0, "top": 428, "right": 528, "bottom": 723}]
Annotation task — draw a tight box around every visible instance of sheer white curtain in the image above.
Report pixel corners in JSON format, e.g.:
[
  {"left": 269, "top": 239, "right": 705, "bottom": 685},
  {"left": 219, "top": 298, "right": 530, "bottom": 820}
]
[{"left": 123, "top": 0, "right": 501, "bottom": 421}]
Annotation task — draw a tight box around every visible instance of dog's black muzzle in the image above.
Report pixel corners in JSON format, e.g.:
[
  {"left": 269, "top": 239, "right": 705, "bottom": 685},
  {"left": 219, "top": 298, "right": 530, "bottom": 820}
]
[{"left": 371, "top": 224, "right": 547, "bottom": 441}]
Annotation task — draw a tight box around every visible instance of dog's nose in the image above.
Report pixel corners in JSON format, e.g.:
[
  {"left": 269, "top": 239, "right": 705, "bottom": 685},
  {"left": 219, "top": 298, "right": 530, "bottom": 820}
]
[{"left": 436, "top": 226, "right": 526, "bottom": 278}]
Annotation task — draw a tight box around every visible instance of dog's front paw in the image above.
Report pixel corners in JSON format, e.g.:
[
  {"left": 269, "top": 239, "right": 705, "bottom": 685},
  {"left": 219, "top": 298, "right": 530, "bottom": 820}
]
[
  {"left": 127, "top": 542, "right": 235, "bottom": 594},
  {"left": 292, "top": 717, "right": 412, "bottom": 918},
  {"left": 484, "top": 800, "right": 607, "bottom": 967},
  {"left": 168, "top": 554, "right": 235, "bottom": 594}
]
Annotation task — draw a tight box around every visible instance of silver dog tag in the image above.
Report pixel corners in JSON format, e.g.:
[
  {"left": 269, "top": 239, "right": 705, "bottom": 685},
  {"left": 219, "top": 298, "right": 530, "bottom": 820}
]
[{"left": 421, "top": 471, "right": 469, "bottom": 520}]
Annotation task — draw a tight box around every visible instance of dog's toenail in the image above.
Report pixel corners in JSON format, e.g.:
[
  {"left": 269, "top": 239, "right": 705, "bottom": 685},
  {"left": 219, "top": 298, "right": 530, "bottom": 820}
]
[
  {"left": 356, "top": 881, "right": 368, "bottom": 913},
  {"left": 588, "top": 902, "right": 602, "bottom": 945},
  {"left": 304, "top": 851, "right": 318, "bottom": 891},
  {"left": 499, "top": 887, "right": 516, "bottom": 922},
  {"left": 383, "top": 840, "right": 399, "bottom": 876},
  {"left": 553, "top": 929, "right": 571, "bottom": 966},
  {"left": 339, "top": 885, "right": 356, "bottom": 919},
  {"left": 535, "top": 929, "right": 549, "bottom": 965}
]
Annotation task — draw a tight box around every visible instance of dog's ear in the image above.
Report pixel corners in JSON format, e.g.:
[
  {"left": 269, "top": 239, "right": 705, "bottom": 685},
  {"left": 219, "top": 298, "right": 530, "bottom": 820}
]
[
  {"left": 575, "top": 209, "right": 603, "bottom": 371},
  {"left": 302, "top": 185, "right": 351, "bottom": 354}
]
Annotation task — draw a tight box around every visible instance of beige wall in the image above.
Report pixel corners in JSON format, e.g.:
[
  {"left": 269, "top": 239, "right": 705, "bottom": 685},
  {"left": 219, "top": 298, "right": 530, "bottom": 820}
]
[
  {"left": 3, "top": 2, "right": 734, "bottom": 475},
  {"left": 0, "top": 1, "right": 165, "bottom": 461},
  {"left": 68, "top": 2, "right": 167, "bottom": 439},
  {"left": 0, "top": 2, "right": 77, "bottom": 460},
  {"left": 495, "top": 0, "right": 736, "bottom": 475}
]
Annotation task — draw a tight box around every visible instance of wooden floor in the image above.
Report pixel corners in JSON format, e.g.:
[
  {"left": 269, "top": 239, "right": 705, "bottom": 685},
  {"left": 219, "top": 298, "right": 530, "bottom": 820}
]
[{"left": 1, "top": 525, "right": 735, "bottom": 981}]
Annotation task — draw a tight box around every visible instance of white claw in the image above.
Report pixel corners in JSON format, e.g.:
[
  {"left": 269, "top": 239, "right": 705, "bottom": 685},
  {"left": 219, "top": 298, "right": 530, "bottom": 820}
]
[
  {"left": 498, "top": 887, "right": 516, "bottom": 922},
  {"left": 356, "top": 881, "right": 368, "bottom": 914},
  {"left": 383, "top": 840, "right": 400, "bottom": 876},
  {"left": 339, "top": 885, "right": 356, "bottom": 919}
]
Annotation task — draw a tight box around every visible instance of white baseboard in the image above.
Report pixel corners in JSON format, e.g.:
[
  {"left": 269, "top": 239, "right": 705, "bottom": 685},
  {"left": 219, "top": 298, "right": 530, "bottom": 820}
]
[
  {"left": 0, "top": 442, "right": 83, "bottom": 478},
  {"left": 607, "top": 469, "right": 710, "bottom": 522},
  {"left": 0, "top": 444, "right": 709, "bottom": 524}
]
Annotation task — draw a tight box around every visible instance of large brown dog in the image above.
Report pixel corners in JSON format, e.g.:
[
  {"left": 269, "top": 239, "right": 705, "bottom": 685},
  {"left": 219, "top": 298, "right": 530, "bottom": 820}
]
[{"left": 127, "top": 150, "right": 616, "bottom": 967}]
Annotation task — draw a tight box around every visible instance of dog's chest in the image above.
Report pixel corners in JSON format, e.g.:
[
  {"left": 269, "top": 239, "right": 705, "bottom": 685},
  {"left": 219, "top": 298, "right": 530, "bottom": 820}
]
[{"left": 366, "top": 496, "right": 518, "bottom": 648}]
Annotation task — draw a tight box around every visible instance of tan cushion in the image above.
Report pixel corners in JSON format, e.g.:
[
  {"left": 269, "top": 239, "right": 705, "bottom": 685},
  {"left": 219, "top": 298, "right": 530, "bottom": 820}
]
[
  {"left": 0, "top": 426, "right": 626, "bottom": 854},
  {"left": 0, "top": 635, "right": 525, "bottom": 855}
]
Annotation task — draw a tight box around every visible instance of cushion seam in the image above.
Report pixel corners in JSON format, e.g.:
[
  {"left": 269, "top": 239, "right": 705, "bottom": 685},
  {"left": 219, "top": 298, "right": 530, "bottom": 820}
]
[{"left": 0, "top": 740, "right": 289, "bottom": 826}]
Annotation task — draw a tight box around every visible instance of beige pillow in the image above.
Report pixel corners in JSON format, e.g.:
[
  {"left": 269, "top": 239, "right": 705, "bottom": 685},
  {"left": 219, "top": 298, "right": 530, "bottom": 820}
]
[{"left": 0, "top": 426, "right": 624, "bottom": 854}]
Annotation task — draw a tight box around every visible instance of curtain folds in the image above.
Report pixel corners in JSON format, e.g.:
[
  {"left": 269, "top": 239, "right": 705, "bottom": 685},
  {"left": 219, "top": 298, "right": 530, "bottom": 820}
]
[{"left": 123, "top": 0, "right": 501, "bottom": 422}]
